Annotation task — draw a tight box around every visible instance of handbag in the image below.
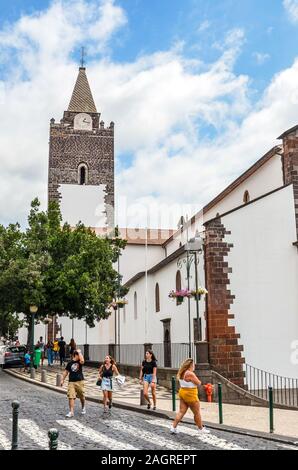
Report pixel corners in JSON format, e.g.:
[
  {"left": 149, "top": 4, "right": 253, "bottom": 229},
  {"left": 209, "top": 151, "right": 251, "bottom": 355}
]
[{"left": 96, "top": 378, "right": 102, "bottom": 387}]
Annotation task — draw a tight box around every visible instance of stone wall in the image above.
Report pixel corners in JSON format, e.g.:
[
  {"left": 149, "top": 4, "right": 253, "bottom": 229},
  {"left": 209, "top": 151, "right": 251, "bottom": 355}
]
[
  {"left": 281, "top": 132, "right": 298, "bottom": 241},
  {"left": 204, "top": 217, "right": 246, "bottom": 387},
  {"left": 48, "top": 113, "right": 114, "bottom": 227}
]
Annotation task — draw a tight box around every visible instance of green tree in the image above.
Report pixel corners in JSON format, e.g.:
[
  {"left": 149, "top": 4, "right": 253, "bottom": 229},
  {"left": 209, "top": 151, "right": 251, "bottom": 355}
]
[{"left": 0, "top": 199, "right": 128, "bottom": 343}]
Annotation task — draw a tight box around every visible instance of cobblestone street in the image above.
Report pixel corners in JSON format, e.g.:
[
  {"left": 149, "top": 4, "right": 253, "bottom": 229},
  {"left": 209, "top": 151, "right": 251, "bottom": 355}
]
[{"left": 0, "top": 370, "right": 296, "bottom": 451}]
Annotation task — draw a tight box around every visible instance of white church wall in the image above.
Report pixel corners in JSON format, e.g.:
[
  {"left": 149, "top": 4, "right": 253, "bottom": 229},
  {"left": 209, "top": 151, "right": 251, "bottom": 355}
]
[
  {"left": 17, "top": 315, "right": 47, "bottom": 346},
  {"left": 58, "top": 314, "right": 115, "bottom": 348},
  {"left": 204, "top": 153, "right": 283, "bottom": 222},
  {"left": 119, "top": 244, "right": 165, "bottom": 284},
  {"left": 223, "top": 184, "right": 298, "bottom": 379},
  {"left": 59, "top": 184, "right": 107, "bottom": 227},
  {"left": 120, "top": 250, "right": 207, "bottom": 347},
  {"left": 164, "top": 154, "right": 283, "bottom": 258}
]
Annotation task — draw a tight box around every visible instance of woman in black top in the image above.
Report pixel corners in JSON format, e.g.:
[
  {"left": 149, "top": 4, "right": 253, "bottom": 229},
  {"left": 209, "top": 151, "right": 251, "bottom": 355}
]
[
  {"left": 139, "top": 350, "right": 157, "bottom": 410},
  {"left": 98, "top": 355, "right": 119, "bottom": 413}
]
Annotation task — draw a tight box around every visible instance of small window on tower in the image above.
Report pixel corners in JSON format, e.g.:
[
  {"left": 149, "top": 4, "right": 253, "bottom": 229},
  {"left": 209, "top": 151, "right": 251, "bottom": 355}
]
[{"left": 78, "top": 164, "right": 88, "bottom": 185}]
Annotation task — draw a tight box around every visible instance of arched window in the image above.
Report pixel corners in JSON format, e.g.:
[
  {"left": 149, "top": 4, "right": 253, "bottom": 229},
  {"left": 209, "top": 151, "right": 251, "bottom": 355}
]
[
  {"left": 134, "top": 292, "right": 138, "bottom": 320},
  {"left": 243, "top": 190, "right": 250, "bottom": 204},
  {"left": 176, "top": 270, "right": 182, "bottom": 306},
  {"left": 155, "top": 283, "right": 160, "bottom": 313},
  {"left": 78, "top": 163, "right": 88, "bottom": 185},
  {"left": 176, "top": 270, "right": 182, "bottom": 291}
]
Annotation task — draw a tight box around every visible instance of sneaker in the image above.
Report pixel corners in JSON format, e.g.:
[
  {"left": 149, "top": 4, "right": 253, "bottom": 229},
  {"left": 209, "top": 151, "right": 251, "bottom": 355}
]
[
  {"left": 153, "top": 406, "right": 156, "bottom": 411},
  {"left": 198, "top": 427, "right": 210, "bottom": 434},
  {"left": 81, "top": 407, "right": 86, "bottom": 415},
  {"left": 170, "top": 426, "right": 178, "bottom": 434},
  {"left": 65, "top": 411, "right": 74, "bottom": 418},
  {"left": 103, "top": 407, "right": 108, "bottom": 413},
  {"left": 147, "top": 404, "right": 151, "bottom": 410}
]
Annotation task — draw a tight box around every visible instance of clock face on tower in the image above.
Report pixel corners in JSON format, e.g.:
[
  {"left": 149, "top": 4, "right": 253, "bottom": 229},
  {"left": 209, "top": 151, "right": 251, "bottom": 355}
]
[{"left": 74, "top": 113, "right": 93, "bottom": 131}]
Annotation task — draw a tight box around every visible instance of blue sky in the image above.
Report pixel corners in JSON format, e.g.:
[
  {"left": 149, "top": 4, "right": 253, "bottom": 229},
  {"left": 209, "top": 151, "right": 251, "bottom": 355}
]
[
  {"left": 1, "top": 0, "right": 298, "bottom": 227},
  {"left": 1, "top": 0, "right": 297, "bottom": 93}
]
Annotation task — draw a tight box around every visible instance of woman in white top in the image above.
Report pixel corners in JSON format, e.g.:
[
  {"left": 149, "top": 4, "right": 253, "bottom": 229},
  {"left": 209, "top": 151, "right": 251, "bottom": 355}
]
[{"left": 171, "top": 358, "right": 210, "bottom": 434}]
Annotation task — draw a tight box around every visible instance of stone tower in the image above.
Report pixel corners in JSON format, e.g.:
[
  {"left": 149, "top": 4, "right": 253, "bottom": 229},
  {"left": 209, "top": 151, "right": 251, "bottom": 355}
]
[{"left": 48, "top": 66, "right": 114, "bottom": 227}]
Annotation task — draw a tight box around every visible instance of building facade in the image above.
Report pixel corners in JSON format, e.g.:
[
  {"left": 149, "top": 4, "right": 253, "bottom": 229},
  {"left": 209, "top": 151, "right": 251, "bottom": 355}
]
[{"left": 16, "top": 67, "right": 298, "bottom": 388}]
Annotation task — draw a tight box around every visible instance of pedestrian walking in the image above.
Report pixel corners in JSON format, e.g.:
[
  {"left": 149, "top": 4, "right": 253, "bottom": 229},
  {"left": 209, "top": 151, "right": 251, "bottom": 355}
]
[
  {"left": 98, "top": 355, "right": 119, "bottom": 414},
  {"left": 61, "top": 349, "right": 86, "bottom": 418},
  {"left": 170, "top": 358, "right": 210, "bottom": 435},
  {"left": 68, "top": 338, "right": 77, "bottom": 357},
  {"left": 53, "top": 339, "right": 59, "bottom": 363},
  {"left": 38, "top": 336, "right": 45, "bottom": 366},
  {"left": 58, "top": 336, "right": 66, "bottom": 367},
  {"left": 139, "top": 350, "right": 157, "bottom": 410},
  {"left": 46, "top": 340, "right": 54, "bottom": 366}
]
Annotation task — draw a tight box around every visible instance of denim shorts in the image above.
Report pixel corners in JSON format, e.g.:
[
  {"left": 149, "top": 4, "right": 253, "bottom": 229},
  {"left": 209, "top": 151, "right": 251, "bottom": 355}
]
[{"left": 143, "top": 374, "right": 156, "bottom": 384}]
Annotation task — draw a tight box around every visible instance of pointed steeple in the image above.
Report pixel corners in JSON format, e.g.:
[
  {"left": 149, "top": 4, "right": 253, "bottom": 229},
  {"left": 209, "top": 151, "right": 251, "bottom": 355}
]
[{"left": 68, "top": 67, "right": 97, "bottom": 113}]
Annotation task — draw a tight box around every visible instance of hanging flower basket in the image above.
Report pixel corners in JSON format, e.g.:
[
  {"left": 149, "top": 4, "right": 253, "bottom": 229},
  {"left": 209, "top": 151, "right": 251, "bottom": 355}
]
[
  {"left": 191, "top": 287, "right": 208, "bottom": 301},
  {"left": 116, "top": 298, "right": 128, "bottom": 309},
  {"left": 169, "top": 289, "right": 192, "bottom": 305}
]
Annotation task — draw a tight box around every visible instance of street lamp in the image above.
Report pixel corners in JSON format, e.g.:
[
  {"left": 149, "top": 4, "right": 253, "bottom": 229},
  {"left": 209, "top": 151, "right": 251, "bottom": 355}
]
[
  {"left": 184, "top": 232, "right": 204, "bottom": 358},
  {"left": 29, "top": 305, "right": 38, "bottom": 370}
]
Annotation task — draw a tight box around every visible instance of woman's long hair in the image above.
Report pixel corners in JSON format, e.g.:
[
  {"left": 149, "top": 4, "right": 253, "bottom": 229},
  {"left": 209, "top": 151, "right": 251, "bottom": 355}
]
[
  {"left": 177, "top": 358, "right": 194, "bottom": 380},
  {"left": 104, "top": 355, "right": 116, "bottom": 366},
  {"left": 145, "top": 349, "right": 157, "bottom": 362},
  {"left": 69, "top": 338, "right": 76, "bottom": 350}
]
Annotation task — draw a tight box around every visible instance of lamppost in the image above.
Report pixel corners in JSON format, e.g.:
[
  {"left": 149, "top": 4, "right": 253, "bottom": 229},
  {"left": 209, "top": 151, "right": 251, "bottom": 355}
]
[
  {"left": 179, "top": 233, "right": 203, "bottom": 358},
  {"left": 29, "top": 305, "right": 38, "bottom": 369}
]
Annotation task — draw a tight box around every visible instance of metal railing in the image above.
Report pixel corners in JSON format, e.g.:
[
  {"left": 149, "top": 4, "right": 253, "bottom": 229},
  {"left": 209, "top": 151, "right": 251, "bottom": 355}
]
[
  {"left": 80, "top": 343, "right": 197, "bottom": 369},
  {"left": 245, "top": 364, "right": 298, "bottom": 407}
]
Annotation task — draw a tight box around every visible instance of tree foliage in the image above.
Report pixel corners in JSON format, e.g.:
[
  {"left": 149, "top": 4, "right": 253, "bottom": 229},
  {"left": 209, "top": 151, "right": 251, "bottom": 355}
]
[{"left": 0, "top": 199, "right": 128, "bottom": 340}]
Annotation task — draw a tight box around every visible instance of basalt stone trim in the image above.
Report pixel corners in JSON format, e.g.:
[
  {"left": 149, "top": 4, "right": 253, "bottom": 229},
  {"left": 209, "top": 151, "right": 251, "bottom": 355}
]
[
  {"left": 205, "top": 217, "right": 245, "bottom": 387},
  {"left": 281, "top": 133, "right": 298, "bottom": 240},
  {"left": 47, "top": 315, "right": 60, "bottom": 342}
]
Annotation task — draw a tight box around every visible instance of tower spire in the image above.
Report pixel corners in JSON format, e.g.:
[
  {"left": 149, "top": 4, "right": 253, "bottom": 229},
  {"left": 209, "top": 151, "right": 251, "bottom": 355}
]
[{"left": 67, "top": 64, "right": 97, "bottom": 114}]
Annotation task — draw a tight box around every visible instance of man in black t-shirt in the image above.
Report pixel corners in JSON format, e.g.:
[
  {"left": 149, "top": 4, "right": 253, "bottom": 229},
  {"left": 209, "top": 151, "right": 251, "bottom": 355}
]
[
  {"left": 61, "top": 349, "right": 85, "bottom": 418},
  {"left": 58, "top": 336, "right": 66, "bottom": 367}
]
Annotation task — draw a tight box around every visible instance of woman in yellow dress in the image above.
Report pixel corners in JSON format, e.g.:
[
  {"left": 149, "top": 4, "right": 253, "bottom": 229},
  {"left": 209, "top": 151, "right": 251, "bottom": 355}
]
[{"left": 170, "top": 358, "right": 210, "bottom": 435}]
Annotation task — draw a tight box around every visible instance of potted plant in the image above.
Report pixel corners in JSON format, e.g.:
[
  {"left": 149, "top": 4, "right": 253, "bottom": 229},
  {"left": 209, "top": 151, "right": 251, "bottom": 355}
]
[
  {"left": 169, "top": 289, "right": 192, "bottom": 305},
  {"left": 191, "top": 287, "right": 208, "bottom": 301}
]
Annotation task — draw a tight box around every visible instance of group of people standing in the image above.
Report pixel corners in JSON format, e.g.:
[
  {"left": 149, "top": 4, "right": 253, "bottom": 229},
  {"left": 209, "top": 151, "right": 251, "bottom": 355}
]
[
  {"left": 60, "top": 347, "right": 209, "bottom": 434},
  {"left": 23, "top": 336, "right": 76, "bottom": 371}
]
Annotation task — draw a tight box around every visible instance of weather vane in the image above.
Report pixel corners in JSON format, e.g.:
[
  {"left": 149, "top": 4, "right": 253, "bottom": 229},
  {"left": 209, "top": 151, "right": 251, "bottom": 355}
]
[{"left": 81, "top": 46, "right": 86, "bottom": 68}]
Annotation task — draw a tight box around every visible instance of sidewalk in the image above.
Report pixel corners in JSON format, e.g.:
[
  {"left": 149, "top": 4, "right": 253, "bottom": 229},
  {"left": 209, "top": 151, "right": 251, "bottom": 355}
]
[{"left": 7, "top": 362, "right": 298, "bottom": 440}]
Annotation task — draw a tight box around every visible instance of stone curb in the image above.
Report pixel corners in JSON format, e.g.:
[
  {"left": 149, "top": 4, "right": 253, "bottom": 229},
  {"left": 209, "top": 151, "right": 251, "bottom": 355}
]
[{"left": 4, "top": 369, "right": 298, "bottom": 447}]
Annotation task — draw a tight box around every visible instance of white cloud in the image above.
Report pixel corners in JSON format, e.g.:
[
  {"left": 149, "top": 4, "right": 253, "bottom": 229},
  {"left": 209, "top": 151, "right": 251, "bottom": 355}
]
[
  {"left": 197, "top": 20, "right": 211, "bottom": 34},
  {"left": 284, "top": 0, "right": 298, "bottom": 23},
  {"left": 1, "top": 1, "right": 298, "bottom": 229},
  {"left": 253, "top": 52, "right": 270, "bottom": 65}
]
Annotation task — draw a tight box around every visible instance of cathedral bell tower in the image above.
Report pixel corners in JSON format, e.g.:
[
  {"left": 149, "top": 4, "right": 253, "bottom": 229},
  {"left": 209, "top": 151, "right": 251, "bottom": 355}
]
[{"left": 48, "top": 66, "right": 114, "bottom": 228}]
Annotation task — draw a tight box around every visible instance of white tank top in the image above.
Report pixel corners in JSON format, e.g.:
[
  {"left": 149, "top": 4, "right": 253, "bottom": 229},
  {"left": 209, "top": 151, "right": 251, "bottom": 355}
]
[{"left": 179, "top": 375, "right": 197, "bottom": 389}]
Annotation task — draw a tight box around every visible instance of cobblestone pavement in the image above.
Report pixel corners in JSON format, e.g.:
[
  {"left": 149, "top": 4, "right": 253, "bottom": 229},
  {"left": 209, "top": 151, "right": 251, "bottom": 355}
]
[
  {"left": 0, "top": 370, "right": 296, "bottom": 451},
  {"left": 11, "top": 361, "right": 173, "bottom": 404}
]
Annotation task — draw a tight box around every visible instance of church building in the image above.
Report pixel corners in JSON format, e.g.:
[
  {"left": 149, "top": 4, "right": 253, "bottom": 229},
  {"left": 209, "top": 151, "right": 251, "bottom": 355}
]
[{"left": 17, "top": 65, "right": 298, "bottom": 395}]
